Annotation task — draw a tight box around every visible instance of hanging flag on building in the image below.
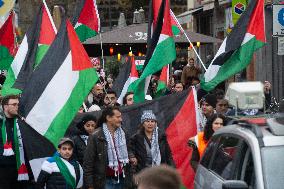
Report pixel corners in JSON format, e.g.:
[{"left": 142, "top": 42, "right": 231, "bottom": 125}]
[
  {"left": 201, "top": 0, "right": 265, "bottom": 92},
  {"left": 18, "top": 18, "right": 98, "bottom": 180},
  {"left": 232, "top": 0, "right": 248, "bottom": 25},
  {"left": 2, "top": 2, "right": 56, "bottom": 96},
  {"left": 128, "top": 0, "right": 176, "bottom": 103},
  {"left": 0, "top": 11, "right": 17, "bottom": 70},
  {"left": 72, "top": 0, "right": 100, "bottom": 42}
]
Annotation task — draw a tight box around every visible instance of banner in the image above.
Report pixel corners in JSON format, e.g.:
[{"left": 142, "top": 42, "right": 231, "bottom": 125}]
[{"left": 232, "top": 0, "right": 247, "bottom": 25}]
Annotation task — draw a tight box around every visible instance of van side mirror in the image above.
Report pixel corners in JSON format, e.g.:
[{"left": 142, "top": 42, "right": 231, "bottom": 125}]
[{"left": 222, "top": 180, "right": 248, "bottom": 189}]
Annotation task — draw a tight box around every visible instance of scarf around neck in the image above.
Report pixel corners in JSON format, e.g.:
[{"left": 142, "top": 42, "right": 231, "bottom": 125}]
[
  {"left": 102, "top": 123, "right": 129, "bottom": 175},
  {"left": 150, "top": 126, "right": 161, "bottom": 166},
  {"left": 1, "top": 118, "right": 29, "bottom": 180}
]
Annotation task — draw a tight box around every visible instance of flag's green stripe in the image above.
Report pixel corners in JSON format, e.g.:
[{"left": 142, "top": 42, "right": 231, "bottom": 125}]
[
  {"left": 129, "top": 37, "right": 176, "bottom": 102},
  {"left": 0, "top": 45, "right": 13, "bottom": 70},
  {"left": 1, "top": 68, "right": 21, "bottom": 96},
  {"left": 34, "top": 45, "right": 50, "bottom": 69},
  {"left": 155, "top": 81, "right": 167, "bottom": 98},
  {"left": 172, "top": 25, "right": 181, "bottom": 36},
  {"left": 75, "top": 24, "right": 98, "bottom": 43},
  {"left": 180, "top": 185, "right": 187, "bottom": 189},
  {"left": 54, "top": 155, "right": 76, "bottom": 188},
  {"left": 201, "top": 37, "right": 264, "bottom": 91},
  {"left": 44, "top": 68, "right": 98, "bottom": 147}
]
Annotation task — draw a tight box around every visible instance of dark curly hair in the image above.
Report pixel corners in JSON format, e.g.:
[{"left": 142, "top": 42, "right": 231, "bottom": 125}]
[{"left": 203, "top": 113, "right": 226, "bottom": 142}]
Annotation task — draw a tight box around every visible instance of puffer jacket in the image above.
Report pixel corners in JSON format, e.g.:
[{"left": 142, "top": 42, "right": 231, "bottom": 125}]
[
  {"left": 37, "top": 157, "right": 83, "bottom": 189},
  {"left": 72, "top": 135, "right": 87, "bottom": 165},
  {"left": 129, "top": 128, "right": 174, "bottom": 173},
  {"left": 83, "top": 127, "right": 133, "bottom": 189}
]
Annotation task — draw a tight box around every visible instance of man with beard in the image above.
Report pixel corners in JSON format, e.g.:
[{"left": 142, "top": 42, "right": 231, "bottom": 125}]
[
  {"left": 181, "top": 58, "right": 202, "bottom": 88},
  {"left": 87, "top": 83, "right": 105, "bottom": 108}
]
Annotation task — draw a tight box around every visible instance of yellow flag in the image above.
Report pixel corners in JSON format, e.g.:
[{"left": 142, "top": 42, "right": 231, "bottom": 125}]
[{"left": 0, "top": 0, "right": 15, "bottom": 16}]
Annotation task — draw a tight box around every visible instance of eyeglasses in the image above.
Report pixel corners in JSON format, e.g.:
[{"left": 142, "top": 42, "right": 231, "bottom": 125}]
[{"left": 7, "top": 103, "right": 19, "bottom": 106}]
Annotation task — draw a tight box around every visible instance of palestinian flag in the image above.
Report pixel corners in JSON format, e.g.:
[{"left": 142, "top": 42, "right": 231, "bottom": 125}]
[
  {"left": 18, "top": 19, "right": 98, "bottom": 179},
  {"left": 34, "top": 0, "right": 57, "bottom": 68},
  {"left": 2, "top": 3, "right": 56, "bottom": 96},
  {"left": 0, "top": 11, "right": 17, "bottom": 70},
  {"left": 72, "top": 0, "right": 100, "bottom": 42},
  {"left": 170, "top": 9, "right": 183, "bottom": 36},
  {"left": 201, "top": 0, "right": 265, "bottom": 92},
  {"left": 128, "top": 0, "right": 176, "bottom": 103},
  {"left": 155, "top": 65, "right": 169, "bottom": 98},
  {"left": 113, "top": 56, "right": 139, "bottom": 105}
]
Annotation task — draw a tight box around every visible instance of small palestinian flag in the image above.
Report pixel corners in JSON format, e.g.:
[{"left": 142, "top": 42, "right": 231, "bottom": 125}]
[
  {"left": 155, "top": 65, "right": 169, "bottom": 98},
  {"left": 128, "top": 0, "right": 176, "bottom": 103},
  {"left": 170, "top": 9, "right": 183, "bottom": 36},
  {"left": 2, "top": 3, "right": 56, "bottom": 96},
  {"left": 201, "top": 0, "right": 265, "bottom": 91},
  {"left": 72, "top": 0, "right": 100, "bottom": 42},
  {"left": 18, "top": 19, "right": 99, "bottom": 180},
  {"left": 0, "top": 11, "right": 17, "bottom": 70},
  {"left": 113, "top": 56, "right": 139, "bottom": 105}
]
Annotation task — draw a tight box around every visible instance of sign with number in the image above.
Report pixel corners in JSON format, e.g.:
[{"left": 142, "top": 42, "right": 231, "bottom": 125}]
[{"left": 273, "top": 4, "right": 284, "bottom": 36}]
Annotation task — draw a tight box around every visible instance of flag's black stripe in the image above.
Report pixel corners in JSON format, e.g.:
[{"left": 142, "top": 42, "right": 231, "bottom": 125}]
[
  {"left": 68, "top": 89, "right": 190, "bottom": 137},
  {"left": 18, "top": 119, "right": 55, "bottom": 160},
  {"left": 19, "top": 18, "right": 70, "bottom": 117},
  {"left": 112, "top": 57, "right": 132, "bottom": 97},
  {"left": 143, "top": 0, "right": 166, "bottom": 70},
  {"left": 71, "top": 0, "right": 86, "bottom": 26},
  {"left": 13, "top": 5, "right": 43, "bottom": 90},
  {"left": 212, "top": 0, "right": 257, "bottom": 66}
]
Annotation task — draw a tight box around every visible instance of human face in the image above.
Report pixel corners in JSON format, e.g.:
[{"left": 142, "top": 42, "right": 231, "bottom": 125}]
[
  {"left": 84, "top": 120, "right": 96, "bottom": 135},
  {"left": 202, "top": 101, "right": 214, "bottom": 117},
  {"left": 107, "top": 110, "right": 122, "bottom": 129},
  {"left": 216, "top": 99, "right": 229, "bottom": 114},
  {"left": 92, "top": 84, "right": 104, "bottom": 97},
  {"left": 104, "top": 93, "right": 117, "bottom": 106},
  {"left": 4, "top": 98, "right": 19, "bottom": 118},
  {"left": 188, "top": 59, "right": 194, "bottom": 67},
  {"left": 126, "top": 94, "right": 134, "bottom": 106},
  {"left": 212, "top": 118, "right": 224, "bottom": 132},
  {"left": 143, "top": 120, "right": 157, "bottom": 133},
  {"left": 174, "top": 83, "right": 183, "bottom": 92},
  {"left": 58, "top": 143, "right": 73, "bottom": 160},
  {"left": 93, "top": 63, "right": 101, "bottom": 71}
]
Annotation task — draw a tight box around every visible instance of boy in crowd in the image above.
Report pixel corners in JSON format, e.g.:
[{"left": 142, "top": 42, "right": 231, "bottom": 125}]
[{"left": 37, "top": 138, "right": 83, "bottom": 189}]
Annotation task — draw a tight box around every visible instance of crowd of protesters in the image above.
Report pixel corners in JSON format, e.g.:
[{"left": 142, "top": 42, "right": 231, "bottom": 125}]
[{"left": 0, "top": 56, "right": 281, "bottom": 189}]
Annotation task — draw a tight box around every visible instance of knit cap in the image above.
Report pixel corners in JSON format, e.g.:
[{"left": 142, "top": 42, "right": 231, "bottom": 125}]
[
  {"left": 204, "top": 94, "right": 217, "bottom": 108},
  {"left": 141, "top": 110, "right": 157, "bottom": 123}
]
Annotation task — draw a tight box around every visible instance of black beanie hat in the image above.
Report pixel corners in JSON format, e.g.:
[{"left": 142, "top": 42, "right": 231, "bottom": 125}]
[{"left": 204, "top": 94, "right": 217, "bottom": 108}]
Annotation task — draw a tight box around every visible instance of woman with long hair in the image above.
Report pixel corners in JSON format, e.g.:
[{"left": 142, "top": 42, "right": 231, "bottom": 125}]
[
  {"left": 188, "top": 113, "right": 226, "bottom": 171},
  {"left": 129, "top": 110, "right": 173, "bottom": 174}
]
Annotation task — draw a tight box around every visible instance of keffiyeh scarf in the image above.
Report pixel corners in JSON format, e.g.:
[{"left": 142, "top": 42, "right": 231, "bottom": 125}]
[{"left": 150, "top": 127, "right": 161, "bottom": 166}]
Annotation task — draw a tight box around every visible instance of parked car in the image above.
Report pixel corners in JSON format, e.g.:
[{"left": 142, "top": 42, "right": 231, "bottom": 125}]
[{"left": 194, "top": 116, "right": 284, "bottom": 189}]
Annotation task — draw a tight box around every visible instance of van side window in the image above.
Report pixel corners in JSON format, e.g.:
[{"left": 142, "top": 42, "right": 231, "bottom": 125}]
[{"left": 200, "top": 136, "right": 220, "bottom": 168}]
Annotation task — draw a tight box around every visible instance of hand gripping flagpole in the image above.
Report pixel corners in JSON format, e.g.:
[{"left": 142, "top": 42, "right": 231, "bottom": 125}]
[{"left": 170, "top": 10, "right": 207, "bottom": 71}]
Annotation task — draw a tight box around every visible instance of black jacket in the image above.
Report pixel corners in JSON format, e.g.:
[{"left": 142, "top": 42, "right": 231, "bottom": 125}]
[
  {"left": 129, "top": 128, "right": 174, "bottom": 173},
  {"left": 83, "top": 127, "right": 133, "bottom": 189},
  {"left": 72, "top": 135, "right": 87, "bottom": 165},
  {"left": 37, "top": 157, "right": 82, "bottom": 189}
]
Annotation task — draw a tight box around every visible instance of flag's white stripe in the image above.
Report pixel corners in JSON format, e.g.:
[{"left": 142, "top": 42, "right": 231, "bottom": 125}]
[
  {"left": 117, "top": 76, "right": 138, "bottom": 105},
  {"left": 11, "top": 35, "right": 28, "bottom": 78},
  {"left": 241, "top": 33, "right": 255, "bottom": 45},
  {"left": 74, "top": 22, "right": 82, "bottom": 29},
  {"left": 157, "top": 34, "right": 169, "bottom": 44},
  {"left": 26, "top": 52, "right": 79, "bottom": 135}
]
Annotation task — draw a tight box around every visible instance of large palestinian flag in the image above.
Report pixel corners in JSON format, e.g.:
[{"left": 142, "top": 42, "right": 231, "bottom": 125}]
[
  {"left": 0, "top": 11, "right": 17, "bottom": 70},
  {"left": 72, "top": 0, "right": 100, "bottom": 42},
  {"left": 2, "top": 3, "right": 56, "bottom": 96},
  {"left": 201, "top": 0, "right": 265, "bottom": 91},
  {"left": 18, "top": 19, "right": 98, "bottom": 179},
  {"left": 128, "top": 0, "right": 176, "bottom": 103}
]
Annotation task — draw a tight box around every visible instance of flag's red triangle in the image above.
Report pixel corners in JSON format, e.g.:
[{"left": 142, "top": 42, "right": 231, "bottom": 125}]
[
  {"left": 130, "top": 56, "right": 139, "bottom": 78},
  {"left": 159, "top": 65, "right": 168, "bottom": 84},
  {"left": 0, "top": 12, "right": 16, "bottom": 56},
  {"left": 39, "top": 4, "right": 56, "bottom": 45},
  {"left": 66, "top": 20, "right": 93, "bottom": 71},
  {"left": 78, "top": 0, "right": 99, "bottom": 32},
  {"left": 247, "top": 0, "right": 265, "bottom": 42}
]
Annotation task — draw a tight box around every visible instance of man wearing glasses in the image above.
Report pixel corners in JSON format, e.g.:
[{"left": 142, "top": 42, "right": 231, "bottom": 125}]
[{"left": 0, "top": 95, "right": 29, "bottom": 189}]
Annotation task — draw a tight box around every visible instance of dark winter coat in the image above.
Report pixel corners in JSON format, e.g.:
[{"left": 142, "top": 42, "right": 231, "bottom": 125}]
[
  {"left": 72, "top": 135, "right": 87, "bottom": 165},
  {"left": 83, "top": 127, "right": 133, "bottom": 189},
  {"left": 37, "top": 157, "right": 82, "bottom": 189},
  {"left": 129, "top": 128, "right": 174, "bottom": 173}
]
